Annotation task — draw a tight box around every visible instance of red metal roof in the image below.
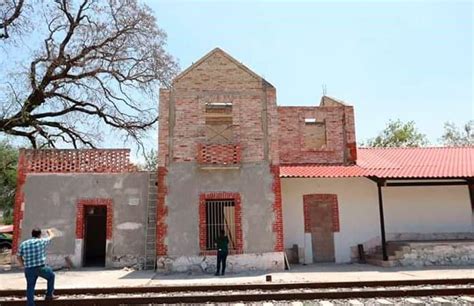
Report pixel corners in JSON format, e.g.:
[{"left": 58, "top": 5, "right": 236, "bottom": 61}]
[{"left": 280, "top": 147, "right": 474, "bottom": 179}]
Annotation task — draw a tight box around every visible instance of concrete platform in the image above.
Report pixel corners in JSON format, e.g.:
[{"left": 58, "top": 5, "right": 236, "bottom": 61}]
[{"left": 0, "top": 263, "right": 473, "bottom": 290}]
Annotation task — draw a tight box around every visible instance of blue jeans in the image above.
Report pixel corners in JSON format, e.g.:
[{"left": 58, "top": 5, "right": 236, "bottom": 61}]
[{"left": 24, "top": 266, "right": 55, "bottom": 306}]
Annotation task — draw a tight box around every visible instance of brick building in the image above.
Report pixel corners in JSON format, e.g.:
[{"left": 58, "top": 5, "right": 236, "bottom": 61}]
[
  {"left": 12, "top": 48, "right": 474, "bottom": 271},
  {"left": 156, "top": 48, "right": 284, "bottom": 271}
]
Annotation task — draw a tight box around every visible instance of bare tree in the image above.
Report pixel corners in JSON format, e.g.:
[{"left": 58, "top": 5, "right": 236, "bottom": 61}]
[
  {"left": 0, "top": 0, "right": 26, "bottom": 39},
  {"left": 139, "top": 148, "right": 157, "bottom": 171},
  {"left": 0, "top": 0, "right": 178, "bottom": 148},
  {"left": 440, "top": 120, "right": 474, "bottom": 146}
]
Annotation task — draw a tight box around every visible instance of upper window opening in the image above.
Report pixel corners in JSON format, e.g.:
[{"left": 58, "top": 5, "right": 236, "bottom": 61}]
[
  {"left": 205, "top": 103, "right": 233, "bottom": 143},
  {"left": 206, "top": 103, "right": 232, "bottom": 114},
  {"left": 304, "top": 118, "right": 327, "bottom": 149}
]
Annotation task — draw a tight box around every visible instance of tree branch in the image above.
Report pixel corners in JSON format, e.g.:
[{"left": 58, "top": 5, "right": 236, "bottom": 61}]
[
  {"left": 0, "top": 0, "right": 178, "bottom": 148},
  {"left": 0, "top": 0, "right": 24, "bottom": 39}
]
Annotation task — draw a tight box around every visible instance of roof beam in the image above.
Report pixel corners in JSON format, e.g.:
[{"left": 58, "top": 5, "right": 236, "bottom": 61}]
[{"left": 385, "top": 181, "right": 469, "bottom": 187}]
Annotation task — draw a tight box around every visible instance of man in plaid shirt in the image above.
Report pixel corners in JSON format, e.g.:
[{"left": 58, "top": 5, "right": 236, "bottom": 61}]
[{"left": 18, "top": 228, "right": 57, "bottom": 305}]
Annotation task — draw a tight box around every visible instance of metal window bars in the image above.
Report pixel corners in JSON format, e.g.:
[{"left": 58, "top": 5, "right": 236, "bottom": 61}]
[{"left": 205, "top": 199, "right": 236, "bottom": 250}]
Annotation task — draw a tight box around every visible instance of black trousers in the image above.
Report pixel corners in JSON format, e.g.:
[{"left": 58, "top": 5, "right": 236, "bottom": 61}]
[{"left": 216, "top": 250, "right": 228, "bottom": 275}]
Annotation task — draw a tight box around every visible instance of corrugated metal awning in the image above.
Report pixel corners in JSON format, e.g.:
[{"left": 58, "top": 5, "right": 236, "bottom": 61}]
[{"left": 280, "top": 147, "right": 474, "bottom": 179}]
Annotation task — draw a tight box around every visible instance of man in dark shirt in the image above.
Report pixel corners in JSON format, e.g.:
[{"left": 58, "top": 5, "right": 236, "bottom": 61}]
[{"left": 214, "top": 230, "right": 229, "bottom": 276}]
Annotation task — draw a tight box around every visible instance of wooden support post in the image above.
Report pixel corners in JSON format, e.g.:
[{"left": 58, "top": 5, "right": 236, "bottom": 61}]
[
  {"left": 468, "top": 180, "right": 474, "bottom": 211},
  {"left": 377, "top": 180, "right": 388, "bottom": 261}
]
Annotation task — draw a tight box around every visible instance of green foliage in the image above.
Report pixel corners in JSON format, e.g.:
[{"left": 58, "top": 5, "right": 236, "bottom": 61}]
[
  {"left": 440, "top": 120, "right": 474, "bottom": 146},
  {"left": 0, "top": 141, "right": 18, "bottom": 224},
  {"left": 362, "top": 119, "right": 429, "bottom": 148}
]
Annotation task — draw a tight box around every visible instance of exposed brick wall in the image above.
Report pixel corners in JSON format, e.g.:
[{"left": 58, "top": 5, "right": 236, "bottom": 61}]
[
  {"left": 75, "top": 198, "right": 113, "bottom": 240},
  {"left": 270, "top": 165, "right": 284, "bottom": 252},
  {"left": 172, "top": 49, "right": 262, "bottom": 91},
  {"left": 158, "top": 88, "right": 170, "bottom": 167},
  {"left": 22, "top": 149, "right": 135, "bottom": 173},
  {"left": 156, "top": 167, "right": 168, "bottom": 256},
  {"left": 197, "top": 143, "right": 241, "bottom": 166},
  {"left": 199, "top": 192, "right": 243, "bottom": 254},
  {"left": 265, "top": 87, "right": 280, "bottom": 165},
  {"left": 164, "top": 93, "right": 271, "bottom": 164},
  {"left": 278, "top": 106, "right": 342, "bottom": 164},
  {"left": 159, "top": 49, "right": 278, "bottom": 165},
  {"left": 12, "top": 151, "right": 26, "bottom": 253},
  {"left": 12, "top": 149, "right": 133, "bottom": 253},
  {"left": 332, "top": 199, "right": 340, "bottom": 232},
  {"left": 278, "top": 105, "right": 356, "bottom": 165},
  {"left": 303, "top": 194, "right": 340, "bottom": 233},
  {"left": 343, "top": 106, "right": 357, "bottom": 163}
]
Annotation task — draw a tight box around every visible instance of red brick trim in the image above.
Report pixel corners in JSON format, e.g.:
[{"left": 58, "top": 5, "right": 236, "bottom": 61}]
[
  {"left": 75, "top": 198, "right": 113, "bottom": 240},
  {"left": 22, "top": 149, "right": 135, "bottom": 173},
  {"left": 270, "top": 165, "right": 284, "bottom": 252},
  {"left": 303, "top": 194, "right": 340, "bottom": 233},
  {"left": 12, "top": 150, "right": 26, "bottom": 254},
  {"left": 346, "top": 142, "right": 357, "bottom": 164},
  {"left": 197, "top": 144, "right": 241, "bottom": 166},
  {"left": 156, "top": 167, "right": 168, "bottom": 256},
  {"left": 199, "top": 192, "right": 243, "bottom": 254}
]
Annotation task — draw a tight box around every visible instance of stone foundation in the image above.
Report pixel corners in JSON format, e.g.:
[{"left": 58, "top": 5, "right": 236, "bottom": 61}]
[
  {"left": 156, "top": 252, "right": 285, "bottom": 274},
  {"left": 110, "top": 255, "right": 145, "bottom": 270},
  {"left": 396, "top": 241, "right": 474, "bottom": 267},
  {"left": 44, "top": 253, "right": 145, "bottom": 270},
  {"left": 351, "top": 232, "right": 474, "bottom": 261}
]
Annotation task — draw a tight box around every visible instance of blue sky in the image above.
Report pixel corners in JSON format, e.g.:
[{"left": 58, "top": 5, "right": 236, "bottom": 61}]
[
  {"left": 0, "top": 1, "right": 472, "bottom": 162},
  {"left": 145, "top": 0, "right": 473, "bottom": 145}
]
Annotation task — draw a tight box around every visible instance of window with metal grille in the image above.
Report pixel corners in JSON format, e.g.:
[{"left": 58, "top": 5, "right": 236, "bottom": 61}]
[
  {"left": 205, "top": 103, "right": 233, "bottom": 144},
  {"left": 205, "top": 199, "right": 236, "bottom": 250}
]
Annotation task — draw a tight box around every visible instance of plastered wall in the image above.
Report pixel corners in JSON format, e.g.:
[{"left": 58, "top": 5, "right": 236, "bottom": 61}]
[
  {"left": 282, "top": 177, "right": 472, "bottom": 263},
  {"left": 20, "top": 173, "right": 149, "bottom": 268}
]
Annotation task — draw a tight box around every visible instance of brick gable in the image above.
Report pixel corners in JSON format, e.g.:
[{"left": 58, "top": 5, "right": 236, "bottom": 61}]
[
  {"left": 159, "top": 48, "right": 279, "bottom": 165},
  {"left": 172, "top": 48, "right": 266, "bottom": 91}
]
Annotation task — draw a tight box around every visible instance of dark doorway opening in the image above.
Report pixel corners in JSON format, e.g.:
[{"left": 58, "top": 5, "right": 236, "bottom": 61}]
[{"left": 83, "top": 205, "right": 107, "bottom": 267}]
